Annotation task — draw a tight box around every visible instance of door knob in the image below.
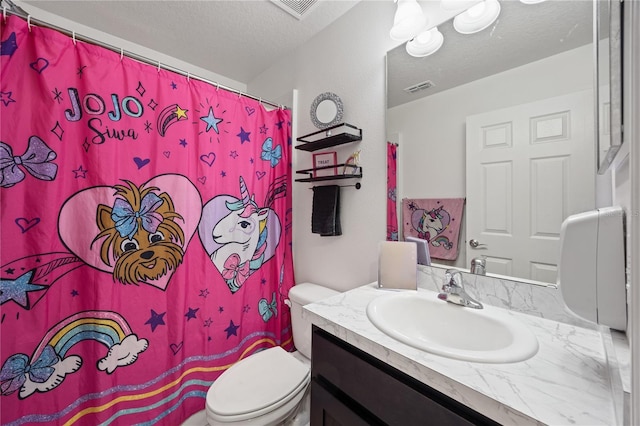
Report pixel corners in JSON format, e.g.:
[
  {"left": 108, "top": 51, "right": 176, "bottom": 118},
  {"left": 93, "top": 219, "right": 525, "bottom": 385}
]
[{"left": 469, "top": 239, "right": 486, "bottom": 248}]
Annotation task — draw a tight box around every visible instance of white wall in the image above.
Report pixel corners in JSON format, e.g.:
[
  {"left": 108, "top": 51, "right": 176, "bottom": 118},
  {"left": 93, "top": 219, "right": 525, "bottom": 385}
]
[
  {"left": 387, "top": 44, "right": 595, "bottom": 268},
  {"left": 248, "top": 1, "right": 399, "bottom": 291}
]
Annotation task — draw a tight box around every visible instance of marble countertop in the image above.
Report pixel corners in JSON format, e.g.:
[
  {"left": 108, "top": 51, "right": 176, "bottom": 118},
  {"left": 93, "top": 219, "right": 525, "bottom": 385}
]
[{"left": 303, "top": 282, "right": 619, "bottom": 425}]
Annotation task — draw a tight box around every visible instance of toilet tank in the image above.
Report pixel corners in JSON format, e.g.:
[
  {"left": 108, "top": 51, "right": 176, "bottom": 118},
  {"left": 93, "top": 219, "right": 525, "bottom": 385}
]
[{"left": 288, "top": 283, "right": 338, "bottom": 358}]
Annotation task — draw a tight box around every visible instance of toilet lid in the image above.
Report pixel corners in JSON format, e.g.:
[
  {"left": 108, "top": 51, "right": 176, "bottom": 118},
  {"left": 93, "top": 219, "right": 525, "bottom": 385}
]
[{"left": 207, "top": 346, "right": 310, "bottom": 417}]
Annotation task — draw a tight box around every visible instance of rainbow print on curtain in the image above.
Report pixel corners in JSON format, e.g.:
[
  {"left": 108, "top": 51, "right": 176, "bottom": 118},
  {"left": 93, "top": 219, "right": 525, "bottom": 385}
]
[{"left": 0, "top": 16, "right": 294, "bottom": 425}]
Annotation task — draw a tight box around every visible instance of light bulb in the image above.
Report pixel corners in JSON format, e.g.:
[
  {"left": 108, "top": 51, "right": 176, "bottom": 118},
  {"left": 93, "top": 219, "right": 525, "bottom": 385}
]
[
  {"left": 406, "top": 27, "right": 444, "bottom": 57},
  {"left": 390, "top": 0, "right": 429, "bottom": 42},
  {"left": 467, "top": 1, "right": 487, "bottom": 18},
  {"left": 453, "top": 0, "right": 501, "bottom": 34},
  {"left": 440, "top": 0, "right": 478, "bottom": 12}
]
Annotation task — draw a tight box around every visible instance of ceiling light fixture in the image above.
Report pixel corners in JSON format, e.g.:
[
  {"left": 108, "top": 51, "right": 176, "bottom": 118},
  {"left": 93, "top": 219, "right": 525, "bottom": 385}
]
[
  {"left": 406, "top": 27, "right": 444, "bottom": 57},
  {"left": 392, "top": 0, "right": 503, "bottom": 60},
  {"left": 440, "top": 0, "right": 479, "bottom": 11},
  {"left": 453, "top": 0, "right": 501, "bottom": 34},
  {"left": 390, "top": 0, "right": 429, "bottom": 42}
]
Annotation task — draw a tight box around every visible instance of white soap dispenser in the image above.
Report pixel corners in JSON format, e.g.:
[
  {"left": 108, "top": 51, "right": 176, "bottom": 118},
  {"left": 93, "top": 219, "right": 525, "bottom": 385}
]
[{"left": 557, "top": 206, "right": 626, "bottom": 330}]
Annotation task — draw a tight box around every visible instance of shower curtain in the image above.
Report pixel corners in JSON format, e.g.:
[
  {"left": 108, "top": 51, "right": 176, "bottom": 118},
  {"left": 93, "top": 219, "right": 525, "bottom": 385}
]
[
  {"left": 387, "top": 142, "right": 398, "bottom": 241},
  {"left": 0, "top": 16, "right": 295, "bottom": 425}
]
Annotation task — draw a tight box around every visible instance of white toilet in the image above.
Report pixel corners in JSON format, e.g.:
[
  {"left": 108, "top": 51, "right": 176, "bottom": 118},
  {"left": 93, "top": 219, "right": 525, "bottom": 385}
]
[{"left": 205, "top": 283, "right": 338, "bottom": 426}]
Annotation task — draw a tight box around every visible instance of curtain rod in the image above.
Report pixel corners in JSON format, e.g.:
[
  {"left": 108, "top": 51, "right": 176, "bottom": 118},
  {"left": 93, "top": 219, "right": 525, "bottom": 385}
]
[{"left": 1, "top": 3, "right": 288, "bottom": 111}]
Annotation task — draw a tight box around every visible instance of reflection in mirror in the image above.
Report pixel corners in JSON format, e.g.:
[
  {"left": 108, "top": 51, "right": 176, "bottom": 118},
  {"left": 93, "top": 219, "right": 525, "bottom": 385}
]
[
  {"left": 387, "top": 1, "right": 601, "bottom": 286},
  {"left": 316, "top": 100, "right": 338, "bottom": 124}
]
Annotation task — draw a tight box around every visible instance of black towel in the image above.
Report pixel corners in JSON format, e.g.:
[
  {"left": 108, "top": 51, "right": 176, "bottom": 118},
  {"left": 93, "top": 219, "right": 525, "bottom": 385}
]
[{"left": 312, "top": 185, "right": 342, "bottom": 236}]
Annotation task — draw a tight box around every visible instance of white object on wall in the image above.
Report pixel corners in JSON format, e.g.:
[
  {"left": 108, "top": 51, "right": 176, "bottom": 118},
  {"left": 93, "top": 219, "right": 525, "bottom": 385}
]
[{"left": 558, "top": 206, "right": 626, "bottom": 330}]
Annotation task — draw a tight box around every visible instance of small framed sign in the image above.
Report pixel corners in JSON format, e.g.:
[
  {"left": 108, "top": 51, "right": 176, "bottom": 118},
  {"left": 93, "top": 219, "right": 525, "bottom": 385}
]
[{"left": 313, "top": 151, "right": 337, "bottom": 178}]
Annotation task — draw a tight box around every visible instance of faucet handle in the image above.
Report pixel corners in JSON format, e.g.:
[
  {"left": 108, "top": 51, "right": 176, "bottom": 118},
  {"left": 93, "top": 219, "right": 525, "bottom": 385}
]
[
  {"left": 444, "top": 269, "right": 463, "bottom": 289},
  {"left": 441, "top": 269, "right": 484, "bottom": 309}
]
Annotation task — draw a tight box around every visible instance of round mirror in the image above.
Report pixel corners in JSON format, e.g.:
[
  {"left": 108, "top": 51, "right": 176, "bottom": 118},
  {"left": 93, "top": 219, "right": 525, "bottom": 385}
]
[
  {"left": 316, "top": 100, "right": 338, "bottom": 123},
  {"left": 310, "top": 92, "right": 343, "bottom": 129}
]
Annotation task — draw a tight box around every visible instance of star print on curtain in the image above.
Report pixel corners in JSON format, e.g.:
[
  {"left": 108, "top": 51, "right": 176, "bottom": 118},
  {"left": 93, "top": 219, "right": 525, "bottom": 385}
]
[{"left": 0, "top": 16, "right": 295, "bottom": 425}]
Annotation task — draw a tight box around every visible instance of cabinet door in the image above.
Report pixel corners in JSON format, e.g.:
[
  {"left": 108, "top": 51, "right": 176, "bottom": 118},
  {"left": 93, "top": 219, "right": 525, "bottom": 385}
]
[
  {"left": 310, "top": 381, "right": 375, "bottom": 426},
  {"left": 312, "top": 327, "right": 498, "bottom": 426}
]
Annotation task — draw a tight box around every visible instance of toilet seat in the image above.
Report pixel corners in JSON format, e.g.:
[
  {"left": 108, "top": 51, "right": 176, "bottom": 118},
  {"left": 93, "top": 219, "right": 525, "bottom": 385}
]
[{"left": 206, "top": 346, "right": 310, "bottom": 423}]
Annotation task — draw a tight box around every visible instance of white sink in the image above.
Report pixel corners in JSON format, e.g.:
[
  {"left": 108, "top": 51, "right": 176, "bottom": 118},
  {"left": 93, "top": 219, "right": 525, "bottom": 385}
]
[{"left": 366, "top": 290, "right": 539, "bottom": 363}]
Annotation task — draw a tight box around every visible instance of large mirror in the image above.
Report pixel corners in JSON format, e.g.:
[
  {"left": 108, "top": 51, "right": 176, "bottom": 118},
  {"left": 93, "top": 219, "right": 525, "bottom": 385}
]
[
  {"left": 386, "top": 0, "right": 606, "bottom": 286},
  {"left": 596, "top": 0, "right": 623, "bottom": 173}
]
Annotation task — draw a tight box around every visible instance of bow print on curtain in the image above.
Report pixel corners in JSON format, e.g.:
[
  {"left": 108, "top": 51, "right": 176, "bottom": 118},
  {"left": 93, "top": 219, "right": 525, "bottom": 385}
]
[{"left": 0, "top": 16, "right": 295, "bottom": 425}]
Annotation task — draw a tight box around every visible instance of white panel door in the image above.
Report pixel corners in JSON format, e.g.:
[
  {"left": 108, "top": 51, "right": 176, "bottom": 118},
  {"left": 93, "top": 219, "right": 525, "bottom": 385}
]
[{"left": 466, "top": 90, "right": 595, "bottom": 283}]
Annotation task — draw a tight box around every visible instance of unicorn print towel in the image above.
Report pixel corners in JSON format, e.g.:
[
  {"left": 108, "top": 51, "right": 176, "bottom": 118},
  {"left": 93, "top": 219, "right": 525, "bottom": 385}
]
[{"left": 402, "top": 198, "right": 465, "bottom": 260}]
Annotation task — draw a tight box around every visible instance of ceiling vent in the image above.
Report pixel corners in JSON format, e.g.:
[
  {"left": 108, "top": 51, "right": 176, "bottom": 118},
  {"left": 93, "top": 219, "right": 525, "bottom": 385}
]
[
  {"left": 270, "top": 0, "right": 320, "bottom": 20},
  {"left": 404, "top": 80, "right": 435, "bottom": 94}
]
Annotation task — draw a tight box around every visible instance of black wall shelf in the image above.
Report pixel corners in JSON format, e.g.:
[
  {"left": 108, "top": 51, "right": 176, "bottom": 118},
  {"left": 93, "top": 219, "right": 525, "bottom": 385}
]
[
  {"left": 296, "top": 123, "right": 362, "bottom": 152},
  {"left": 295, "top": 164, "right": 363, "bottom": 183}
]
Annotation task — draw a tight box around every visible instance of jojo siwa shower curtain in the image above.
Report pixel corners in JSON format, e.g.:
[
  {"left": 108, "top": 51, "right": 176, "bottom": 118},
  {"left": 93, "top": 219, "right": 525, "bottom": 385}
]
[{"left": 0, "top": 16, "right": 295, "bottom": 425}]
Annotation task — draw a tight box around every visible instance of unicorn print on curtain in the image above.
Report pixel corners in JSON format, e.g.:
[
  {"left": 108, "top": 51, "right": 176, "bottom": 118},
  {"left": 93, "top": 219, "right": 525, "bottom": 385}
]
[{"left": 0, "top": 16, "right": 294, "bottom": 425}]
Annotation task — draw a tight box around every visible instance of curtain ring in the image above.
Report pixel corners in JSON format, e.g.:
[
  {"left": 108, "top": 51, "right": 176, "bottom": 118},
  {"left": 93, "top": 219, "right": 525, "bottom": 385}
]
[
  {"left": 27, "top": 15, "right": 32, "bottom": 32},
  {"left": 3, "top": 7, "right": 7, "bottom": 24},
  {"left": 215, "top": 82, "right": 220, "bottom": 91},
  {"left": 186, "top": 72, "right": 190, "bottom": 82},
  {"left": 120, "top": 48, "right": 124, "bottom": 61},
  {"left": 72, "top": 31, "right": 77, "bottom": 46},
  {"left": 238, "top": 91, "right": 242, "bottom": 99},
  {"left": 157, "top": 61, "right": 161, "bottom": 73}
]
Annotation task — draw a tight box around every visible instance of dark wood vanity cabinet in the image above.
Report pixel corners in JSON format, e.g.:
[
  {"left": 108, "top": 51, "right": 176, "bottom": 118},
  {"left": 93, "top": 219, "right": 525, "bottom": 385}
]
[{"left": 310, "top": 326, "right": 500, "bottom": 426}]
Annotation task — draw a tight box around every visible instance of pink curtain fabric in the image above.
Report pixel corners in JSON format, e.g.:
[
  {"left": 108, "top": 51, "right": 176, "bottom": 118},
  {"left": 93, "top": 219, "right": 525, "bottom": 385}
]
[
  {"left": 0, "top": 16, "right": 295, "bottom": 425},
  {"left": 386, "top": 142, "right": 398, "bottom": 241},
  {"left": 402, "top": 198, "right": 465, "bottom": 260}
]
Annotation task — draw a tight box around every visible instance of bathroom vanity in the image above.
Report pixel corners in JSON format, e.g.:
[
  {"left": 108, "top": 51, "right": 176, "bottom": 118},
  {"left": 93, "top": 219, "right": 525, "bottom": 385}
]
[
  {"left": 304, "top": 283, "right": 625, "bottom": 425},
  {"left": 311, "top": 326, "right": 498, "bottom": 425}
]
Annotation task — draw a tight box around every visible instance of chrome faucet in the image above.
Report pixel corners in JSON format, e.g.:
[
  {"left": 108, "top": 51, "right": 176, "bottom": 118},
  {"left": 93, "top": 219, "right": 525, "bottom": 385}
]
[{"left": 438, "top": 269, "right": 483, "bottom": 309}]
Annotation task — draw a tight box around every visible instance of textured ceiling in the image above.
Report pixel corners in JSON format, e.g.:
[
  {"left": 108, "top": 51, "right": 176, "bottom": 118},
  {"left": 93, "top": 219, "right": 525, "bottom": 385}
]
[
  {"left": 20, "top": 0, "right": 361, "bottom": 84},
  {"left": 15, "top": 0, "right": 594, "bottom": 105},
  {"left": 388, "top": 0, "right": 593, "bottom": 108}
]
